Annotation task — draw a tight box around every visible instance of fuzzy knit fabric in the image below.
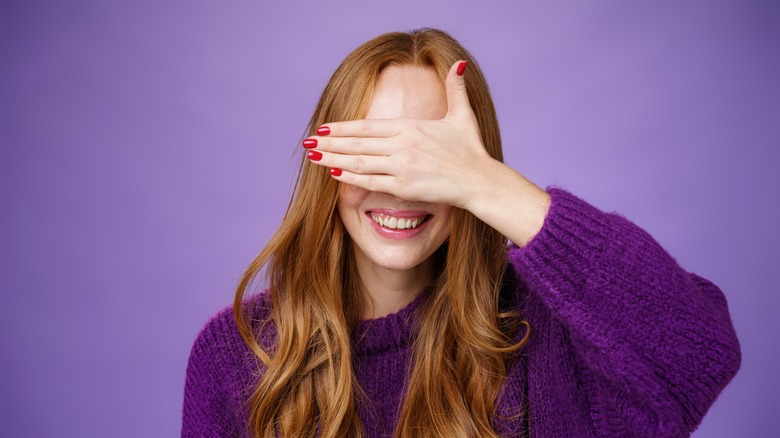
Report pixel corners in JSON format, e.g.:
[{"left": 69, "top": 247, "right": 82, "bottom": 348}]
[{"left": 182, "top": 187, "right": 741, "bottom": 437}]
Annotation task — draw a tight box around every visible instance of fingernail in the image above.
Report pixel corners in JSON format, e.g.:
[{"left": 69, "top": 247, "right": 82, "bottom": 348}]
[
  {"left": 302, "top": 138, "right": 317, "bottom": 148},
  {"left": 330, "top": 168, "right": 342, "bottom": 177},
  {"left": 307, "top": 150, "right": 323, "bottom": 161},
  {"left": 456, "top": 61, "right": 467, "bottom": 76},
  {"left": 317, "top": 126, "right": 331, "bottom": 136}
]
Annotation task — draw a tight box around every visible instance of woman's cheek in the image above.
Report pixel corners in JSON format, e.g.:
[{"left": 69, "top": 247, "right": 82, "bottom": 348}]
[
  {"left": 338, "top": 182, "right": 370, "bottom": 209},
  {"left": 337, "top": 183, "right": 371, "bottom": 231}
]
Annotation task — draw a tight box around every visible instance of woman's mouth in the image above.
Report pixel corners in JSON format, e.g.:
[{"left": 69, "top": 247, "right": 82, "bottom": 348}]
[
  {"left": 368, "top": 212, "right": 430, "bottom": 230},
  {"left": 364, "top": 210, "right": 433, "bottom": 240}
]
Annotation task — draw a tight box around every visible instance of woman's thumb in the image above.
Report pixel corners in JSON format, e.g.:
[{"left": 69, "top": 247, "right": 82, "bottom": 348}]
[{"left": 445, "top": 60, "right": 470, "bottom": 118}]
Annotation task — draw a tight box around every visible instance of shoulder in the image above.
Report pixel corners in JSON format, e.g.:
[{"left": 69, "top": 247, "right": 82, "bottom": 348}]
[
  {"left": 184, "top": 292, "right": 274, "bottom": 393},
  {"left": 182, "top": 292, "right": 274, "bottom": 434},
  {"left": 188, "top": 292, "right": 274, "bottom": 365}
]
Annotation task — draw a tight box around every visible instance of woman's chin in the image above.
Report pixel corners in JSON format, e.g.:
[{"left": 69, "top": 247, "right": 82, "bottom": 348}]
[
  {"left": 368, "top": 255, "right": 428, "bottom": 273},
  {"left": 357, "top": 247, "right": 435, "bottom": 274}
]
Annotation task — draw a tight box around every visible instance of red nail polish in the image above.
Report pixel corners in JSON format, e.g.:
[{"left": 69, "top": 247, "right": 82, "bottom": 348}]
[
  {"left": 456, "top": 61, "right": 467, "bottom": 76},
  {"left": 317, "top": 126, "right": 331, "bottom": 136},
  {"left": 308, "top": 150, "right": 323, "bottom": 161},
  {"left": 330, "top": 168, "right": 342, "bottom": 177},
  {"left": 303, "top": 138, "right": 317, "bottom": 148}
]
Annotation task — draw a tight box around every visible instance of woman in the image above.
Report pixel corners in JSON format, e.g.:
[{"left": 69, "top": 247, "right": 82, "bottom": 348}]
[{"left": 182, "top": 28, "right": 741, "bottom": 437}]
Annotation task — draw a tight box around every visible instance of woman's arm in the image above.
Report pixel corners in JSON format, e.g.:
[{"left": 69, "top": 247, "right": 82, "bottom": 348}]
[
  {"left": 509, "top": 188, "right": 742, "bottom": 436},
  {"left": 458, "top": 157, "right": 551, "bottom": 247}
]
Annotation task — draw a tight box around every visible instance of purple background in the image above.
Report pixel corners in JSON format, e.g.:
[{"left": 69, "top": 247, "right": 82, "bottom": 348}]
[{"left": 2, "top": 0, "right": 777, "bottom": 436}]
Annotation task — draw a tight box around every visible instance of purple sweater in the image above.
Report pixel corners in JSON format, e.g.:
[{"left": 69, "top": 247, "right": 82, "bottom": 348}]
[{"left": 182, "top": 188, "right": 741, "bottom": 437}]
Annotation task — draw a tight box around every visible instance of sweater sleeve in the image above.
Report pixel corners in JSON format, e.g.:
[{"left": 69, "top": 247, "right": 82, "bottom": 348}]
[{"left": 508, "top": 187, "right": 741, "bottom": 436}]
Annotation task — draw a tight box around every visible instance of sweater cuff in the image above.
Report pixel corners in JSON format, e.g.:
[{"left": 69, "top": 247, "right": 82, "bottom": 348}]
[{"left": 508, "top": 186, "right": 614, "bottom": 286}]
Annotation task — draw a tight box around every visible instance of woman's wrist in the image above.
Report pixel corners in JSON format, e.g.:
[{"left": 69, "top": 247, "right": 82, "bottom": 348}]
[{"left": 462, "top": 158, "right": 551, "bottom": 247}]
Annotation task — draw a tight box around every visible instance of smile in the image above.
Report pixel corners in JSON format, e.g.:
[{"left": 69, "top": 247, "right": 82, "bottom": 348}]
[{"left": 369, "top": 213, "right": 430, "bottom": 230}]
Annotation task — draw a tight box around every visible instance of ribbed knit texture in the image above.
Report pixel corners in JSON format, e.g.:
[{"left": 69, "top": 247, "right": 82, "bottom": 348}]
[{"left": 182, "top": 187, "right": 741, "bottom": 437}]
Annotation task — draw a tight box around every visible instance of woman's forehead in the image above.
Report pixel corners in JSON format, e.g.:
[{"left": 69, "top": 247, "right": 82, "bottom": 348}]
[{"left": 365, "top": 65, "right": 447, "bottom": 121}]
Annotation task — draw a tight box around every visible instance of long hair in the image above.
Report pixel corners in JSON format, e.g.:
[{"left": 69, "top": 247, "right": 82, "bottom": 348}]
[{"left": 234, "top": 28, "right": 530, "bottom": 437}]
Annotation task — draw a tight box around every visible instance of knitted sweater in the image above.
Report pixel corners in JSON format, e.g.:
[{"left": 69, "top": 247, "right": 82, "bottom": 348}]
[{"left": 182, "top": 188, "right": 741, "bottom": 437}]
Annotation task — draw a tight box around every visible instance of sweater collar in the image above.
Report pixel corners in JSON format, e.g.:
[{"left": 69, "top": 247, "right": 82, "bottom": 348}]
[{"left": 351, "top": 291, "right": 426, "bottom": 357}]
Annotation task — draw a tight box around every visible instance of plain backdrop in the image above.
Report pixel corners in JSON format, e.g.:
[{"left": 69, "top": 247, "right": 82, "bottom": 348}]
[{"left": 2, "top": 0, "right": 778, "bottom": 436}]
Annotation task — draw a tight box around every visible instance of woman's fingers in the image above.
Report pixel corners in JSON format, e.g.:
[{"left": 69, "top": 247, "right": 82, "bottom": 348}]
[
  {"left": 307, "top": 149, "right": 393, "bottom": 175},
  {"left": 315, "top": 118, "right": 407, "bottom": 138},
  {"left": 304, "top": 135, "right": 390, "bottom": 156},
  {"left": 328, "top": 169, "right": 394, "bottom": 193}
]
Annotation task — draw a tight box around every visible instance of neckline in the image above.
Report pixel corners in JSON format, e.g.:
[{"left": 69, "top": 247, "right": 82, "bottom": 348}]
[{"left": 351, "top": 291, "right": 427, "bottom": 357}]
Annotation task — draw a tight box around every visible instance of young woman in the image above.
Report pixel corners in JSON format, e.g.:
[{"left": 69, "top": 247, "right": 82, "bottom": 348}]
[{"left": 182, "top": 28, "right": 741, "bottom": 437}]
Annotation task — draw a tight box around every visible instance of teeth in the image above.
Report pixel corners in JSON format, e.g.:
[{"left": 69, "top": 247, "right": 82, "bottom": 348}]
[{"left": 370, "top": 213, "right": 427, "bottom": 230}]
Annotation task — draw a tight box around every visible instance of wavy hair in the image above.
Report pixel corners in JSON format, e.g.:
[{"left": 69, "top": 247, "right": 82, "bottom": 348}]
[{"left": 234, "top": 28, "right": 530, "bottom": 437}]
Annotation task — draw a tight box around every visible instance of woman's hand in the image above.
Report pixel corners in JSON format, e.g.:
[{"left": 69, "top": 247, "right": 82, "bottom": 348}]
[
  {"left": 304, "top": 61, "right": 491, "bottom": 210},
  {"left": 304, "top": 60, "right": 551, "bottom": 246}
]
